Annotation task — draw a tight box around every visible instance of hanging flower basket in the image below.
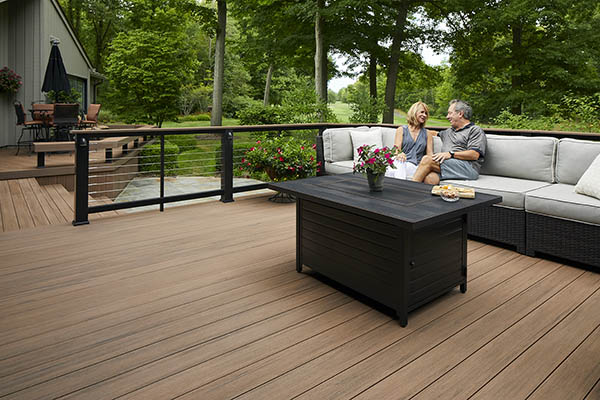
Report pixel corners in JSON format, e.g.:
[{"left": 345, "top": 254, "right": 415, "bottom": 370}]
[{"left": 0, "top": 67, "right": 22, "bottom": 94}]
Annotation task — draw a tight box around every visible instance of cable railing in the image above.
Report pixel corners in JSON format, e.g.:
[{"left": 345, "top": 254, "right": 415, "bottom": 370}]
[{"left": 71, "top": 123, "right": 600, "bottom": 226}]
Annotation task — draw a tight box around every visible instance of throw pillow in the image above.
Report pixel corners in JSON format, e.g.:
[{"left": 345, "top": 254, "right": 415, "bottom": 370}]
[
  {"left": 574, "top": 153, "right": 600, "bottom": 200},
  {"left": 350, "top": 128, "right": 383, "bottom": 162}
]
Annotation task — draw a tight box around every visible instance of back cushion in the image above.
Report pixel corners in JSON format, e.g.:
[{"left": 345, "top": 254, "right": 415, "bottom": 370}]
[
  {"left": 322, "top": 126, "right": 369, "bottom": 162},
  {"left": 556, "top": 138, "right": 600, "bottom": 184},
  {"left": 433, "top": 135, "right": 442, "bottom": 153},
  {"left": 380, "top": 127, "right": 397, "bottom": 148},
  {"left": 350, "top": 129, "right": 383, "bottom": 161},
  {"left": 480, "top": 135, "right": 558, "bottom": 183}
]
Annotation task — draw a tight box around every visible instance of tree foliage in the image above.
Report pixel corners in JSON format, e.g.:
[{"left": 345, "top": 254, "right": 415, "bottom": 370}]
[{"left": 105, "top": 0, "right": 205, "bottom": 127}]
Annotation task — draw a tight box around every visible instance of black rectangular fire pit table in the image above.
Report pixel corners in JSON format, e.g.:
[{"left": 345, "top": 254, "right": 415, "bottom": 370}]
[{"left": 269, "top": 174, "right": 501, "bottom": 327}]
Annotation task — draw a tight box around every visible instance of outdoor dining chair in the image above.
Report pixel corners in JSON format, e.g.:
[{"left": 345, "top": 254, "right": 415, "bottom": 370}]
[
  {"left": 31, "top": 103, "right": 55, "bottom": 140},
  {"left": 80, "top": 103, "right": 101, "bottom": 128},
  {"left": 53, "top": 103, "right": 79, "bottom": 141},
  {"left": 14, "top": 102, "right": 43, "bottom": 155}
]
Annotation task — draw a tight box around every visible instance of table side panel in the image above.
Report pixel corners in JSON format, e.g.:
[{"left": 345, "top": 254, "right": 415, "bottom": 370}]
[
  {"left": 301, "top": 200, "right": 401, "bottom": 309},
  {"left": 408, "top": 218, "right": 465, "bottom": 309}
]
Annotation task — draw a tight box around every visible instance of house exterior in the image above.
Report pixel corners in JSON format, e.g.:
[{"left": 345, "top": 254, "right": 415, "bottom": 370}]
[{"left": 0, "top": 0, "right": 102, "bottom": 148}]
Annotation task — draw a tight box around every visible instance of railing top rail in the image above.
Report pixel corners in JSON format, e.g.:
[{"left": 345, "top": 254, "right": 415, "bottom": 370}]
[{"left": 71, "top": 123, "right": 600, "bottom": 140}]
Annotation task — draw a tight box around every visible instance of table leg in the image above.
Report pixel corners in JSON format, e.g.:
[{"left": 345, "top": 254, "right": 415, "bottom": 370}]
[
  {"left": 296, "top": 198, "right": 303, "bottom": 273},
  {"left": 397, "top": 311, "right": 408, "bottom": 327}
]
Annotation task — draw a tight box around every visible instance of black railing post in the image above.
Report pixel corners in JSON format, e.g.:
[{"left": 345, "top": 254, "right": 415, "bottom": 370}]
[
  {"left": 221, "top": 130, "right": 234, "bottom": 203},
  {"left": 73, "top": 134, "right": 90, "bottom": 226},
  {"left": 160, "top": 135, "right": 165, "bottom": 211},
  {"left": 316, "top": 127, "right": 326, "bottom": 176}
]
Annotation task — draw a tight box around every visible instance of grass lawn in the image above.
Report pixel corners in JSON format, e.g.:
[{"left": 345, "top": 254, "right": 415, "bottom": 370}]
[{"left": 330, "top": 101, "right": 450, "bottom": 127}]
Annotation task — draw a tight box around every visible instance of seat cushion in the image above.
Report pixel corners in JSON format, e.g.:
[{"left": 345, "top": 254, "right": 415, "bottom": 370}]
[
  {"left": 325, "top": 160, "right": 354, "bottom": 174},
  {"left": 556, "top": 138, "right": 600, "bottom": 184},
  {"left": 322, "top": 126, "right": 369, "bottom": 163},
  {"left": 441, "top": 175, "right": 552, "bottom": 209},
  {"left": 526, "top": 183, "right": 600, "bottom": 225},
  {"left": 480, "top": 135, "right": 557, "bottom": 183}
]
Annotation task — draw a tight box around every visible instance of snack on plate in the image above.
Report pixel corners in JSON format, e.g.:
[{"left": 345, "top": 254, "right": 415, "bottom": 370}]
[{"left": 431, "top": 185, "right": 475, "bottom": 199}]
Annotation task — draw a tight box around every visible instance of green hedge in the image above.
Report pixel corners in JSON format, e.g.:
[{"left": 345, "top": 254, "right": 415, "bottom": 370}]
[
  {"left": 140, "top": 141, "right": 179, "bottom": 175},
  {"left": 165, "top": 134, "right": 198, "bottom": 152}
]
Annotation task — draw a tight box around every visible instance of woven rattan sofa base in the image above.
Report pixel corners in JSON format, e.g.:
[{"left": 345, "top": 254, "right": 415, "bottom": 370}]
[
  {"left": 467, "top": 205, "right": 526, "bottom": 254},
  {"left": 526, "top": 213, "right": 600, "bottom": 269}
]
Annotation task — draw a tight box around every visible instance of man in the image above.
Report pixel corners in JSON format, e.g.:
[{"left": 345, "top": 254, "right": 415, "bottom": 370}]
[{"left": 412, "top": 99, "right": 486, "bottom": 185}]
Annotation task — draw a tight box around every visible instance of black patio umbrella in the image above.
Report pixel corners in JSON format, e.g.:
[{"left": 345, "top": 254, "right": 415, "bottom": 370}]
[{"left": 42, "top": 42, "right": 70, "bottom": 94}]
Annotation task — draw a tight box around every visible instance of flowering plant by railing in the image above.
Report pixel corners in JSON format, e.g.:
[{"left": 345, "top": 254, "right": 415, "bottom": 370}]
[
  {"left": 353, "top": 144, "right": 400, "bottom": 175},
  {"left": 0, "top": 67, "right": 22, "bottom": 94},
  {"left": 240, "top": 134, "right": 320, "bottom": 181}
]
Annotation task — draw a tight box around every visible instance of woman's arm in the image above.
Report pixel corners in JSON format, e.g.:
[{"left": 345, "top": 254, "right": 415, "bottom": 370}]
[{"left": 394, "top": 127, "right": 406, "bottom": 161}]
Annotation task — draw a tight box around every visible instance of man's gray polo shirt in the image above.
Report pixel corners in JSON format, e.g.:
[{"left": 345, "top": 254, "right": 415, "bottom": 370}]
[{"left": 439, "top": 122, "right": 486, "bottom": 173}]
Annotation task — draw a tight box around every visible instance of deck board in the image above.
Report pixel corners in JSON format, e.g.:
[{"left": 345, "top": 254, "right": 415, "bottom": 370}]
[{"left": 0, "top": 194, "right": 598, "bottom": 399}]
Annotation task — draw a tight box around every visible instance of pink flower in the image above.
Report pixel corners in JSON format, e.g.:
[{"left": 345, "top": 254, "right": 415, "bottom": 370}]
[
  {"left": 249, "top": 147, "right": 255, "bottom": 151},
  {"left": 312, "top": 144, "right": 317, "bottom": 149},
  {"left": 241, "top": 158, "right": 246, "bottom": 163},
  {"left": 279, "top": 157, "right": 284, "bottom": 162},
  {"left": 374, "top": 148, "right": 380, "bottom": 154},
  {"left": 256, "top": 140, "right": 261, "bottom": 144},
  {"left": 301, "top": 146, "right": 305, "bottom": 150},
  {"left": 367, "top": 158, "right": 375, "bottom": 164}
]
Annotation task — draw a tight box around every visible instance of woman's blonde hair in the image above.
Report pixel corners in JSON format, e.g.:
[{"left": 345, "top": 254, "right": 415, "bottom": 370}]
[{"left": 406, "top": 101, "right": 430, "bottom": 128}]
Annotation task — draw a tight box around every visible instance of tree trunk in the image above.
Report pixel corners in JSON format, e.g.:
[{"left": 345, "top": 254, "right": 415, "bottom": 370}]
[
  {"left": 369, "top": 54, "right": 377, "bottom": 99},
  {"left": 211, "top": 0, "right": 226, "bottom": 126},
  {"left": 314, "top": 0, "right": 327, "bottom": 103},
  {"left": 511, "top": 23, "right": 523, "bottom": 115},
  {"left": 263, "top": 63, "right": 274, "bottom": 106},
  {"left": 382, "top": 3, "right": 408, "bottom": 124}
]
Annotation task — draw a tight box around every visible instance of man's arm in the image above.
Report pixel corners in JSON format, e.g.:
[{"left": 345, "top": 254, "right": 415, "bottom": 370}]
[{"left": 431, "top": 149, "right": 479, "bottom": 163}]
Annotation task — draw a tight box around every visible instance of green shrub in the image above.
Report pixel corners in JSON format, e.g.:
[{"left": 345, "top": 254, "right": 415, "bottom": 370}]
[
  {"left": 164, "top": 134, "right": 198, "bottom": 152},
  {"left": 177, "top": 147, "right": 219, "bottom": 176},
  {"left": 177, "top": 113, "right": 211, "bottom": 122},
  {"left": 139, "top": 141, "right": 179, "bottom": 175}
]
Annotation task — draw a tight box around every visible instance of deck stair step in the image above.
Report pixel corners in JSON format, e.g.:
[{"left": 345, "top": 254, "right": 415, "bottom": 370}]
[{"left": 0, "top": 179, "right": 120, "bottom": 232}]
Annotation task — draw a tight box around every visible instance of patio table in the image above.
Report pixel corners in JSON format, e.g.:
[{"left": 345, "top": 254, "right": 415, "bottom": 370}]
[{"left": 269, "top": 174, "right": 501, "bottom": 326}]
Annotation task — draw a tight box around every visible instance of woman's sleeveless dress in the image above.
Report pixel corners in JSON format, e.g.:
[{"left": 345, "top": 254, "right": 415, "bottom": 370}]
[{"left": 385, "top": 126, "right": 427, "bottom": 180}]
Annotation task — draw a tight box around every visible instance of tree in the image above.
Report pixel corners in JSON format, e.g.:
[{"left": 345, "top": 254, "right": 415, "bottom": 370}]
[
  {"left": 440, "top": 0, "right": 600, "bottom": 120},
  {"left": 211, "top": 0, "right": 227, "bottom": 125},
  {"left": 105, "top": 0, "right": 200, "bottom": 127}
]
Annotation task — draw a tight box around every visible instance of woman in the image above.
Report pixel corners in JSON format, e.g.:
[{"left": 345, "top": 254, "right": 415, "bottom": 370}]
[{"left": 386, "top": 101, "right": 435, "bottom": 180}]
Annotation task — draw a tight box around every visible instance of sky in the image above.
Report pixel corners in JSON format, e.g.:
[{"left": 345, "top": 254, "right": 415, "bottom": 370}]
[{"left": 328, "top": 46, "right": 449, "bottom": 93}]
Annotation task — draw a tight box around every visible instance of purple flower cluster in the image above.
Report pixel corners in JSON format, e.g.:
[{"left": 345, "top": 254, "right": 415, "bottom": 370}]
[{"left": 0, "top": 67, "right": 22, "bottom": 94}]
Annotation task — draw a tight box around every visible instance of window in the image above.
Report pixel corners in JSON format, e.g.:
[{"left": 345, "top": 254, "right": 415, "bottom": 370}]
[{"left": 68, "top": 75, "right": 87, "bottom": 113}]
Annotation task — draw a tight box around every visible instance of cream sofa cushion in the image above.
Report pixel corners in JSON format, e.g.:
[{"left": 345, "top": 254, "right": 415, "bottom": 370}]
[
  {"left": 575, "top": 153, "right": 600, "bottom": 200},
  {"left": 322, "top": 126, "right": 369, "bottom": 163},
  {"left": 526, "top": 183, "right": 600, "bottom": 225},
  {"left": 480, "top": 135, "right": 557, "bottom": 183},
  {"left": 350, "top": 128, "right": 383, "bottom": 162},
  {"left": 556, "top": 138, "right": 600, "bottom": 184}
]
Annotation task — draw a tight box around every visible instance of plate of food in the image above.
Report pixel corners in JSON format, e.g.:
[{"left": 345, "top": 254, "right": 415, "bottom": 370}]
[{"left": 431, "top": 184, "right": 475, "bottom": 200}]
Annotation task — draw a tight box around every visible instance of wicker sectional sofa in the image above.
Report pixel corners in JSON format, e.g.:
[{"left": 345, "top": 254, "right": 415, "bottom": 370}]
[{"left": 318, "top": 126, "right": 600, "bottom": 269}]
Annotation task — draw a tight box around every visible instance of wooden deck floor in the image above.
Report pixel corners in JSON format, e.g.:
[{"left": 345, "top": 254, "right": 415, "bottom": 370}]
[{"left": 0, "top": 194, "right": 598, "bottom": 399}]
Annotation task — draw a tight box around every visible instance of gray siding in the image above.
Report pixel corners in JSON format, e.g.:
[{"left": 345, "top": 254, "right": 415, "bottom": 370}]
[{"left": 0, "top": 0, "right": 93, "bottom": 147}]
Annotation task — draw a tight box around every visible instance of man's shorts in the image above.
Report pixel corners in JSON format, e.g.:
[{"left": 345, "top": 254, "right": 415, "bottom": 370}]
[{"left": 440, "top": 159, "right": 479, "bottom": 180}]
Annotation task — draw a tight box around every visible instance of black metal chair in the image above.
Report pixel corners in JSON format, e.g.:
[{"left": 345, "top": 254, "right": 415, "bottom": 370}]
[
  {"left": 14, "top": 102, "right": 43, "bottom": 155},
  {"left": 53, "top": 103, "right": 79, "bottom": 141}
]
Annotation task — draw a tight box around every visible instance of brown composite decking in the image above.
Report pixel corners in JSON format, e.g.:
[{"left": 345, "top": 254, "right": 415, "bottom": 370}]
[
  {"left": 0, "top": 194, "right": 599, "bottom": 399},
  {"left": 0, "top": 178, "right": 120, "bottom": 232}
]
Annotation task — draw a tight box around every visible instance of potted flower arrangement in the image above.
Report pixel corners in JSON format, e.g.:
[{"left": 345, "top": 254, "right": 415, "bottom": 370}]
[
  {"left": 353, "top": 144, "right": 399, "bottom": 191},
  {"left": 241, "top": 134, "right": 320, "bottom": 182},
  {"left": 0, "top": 67, "right": 22, "bottom": 95}
]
